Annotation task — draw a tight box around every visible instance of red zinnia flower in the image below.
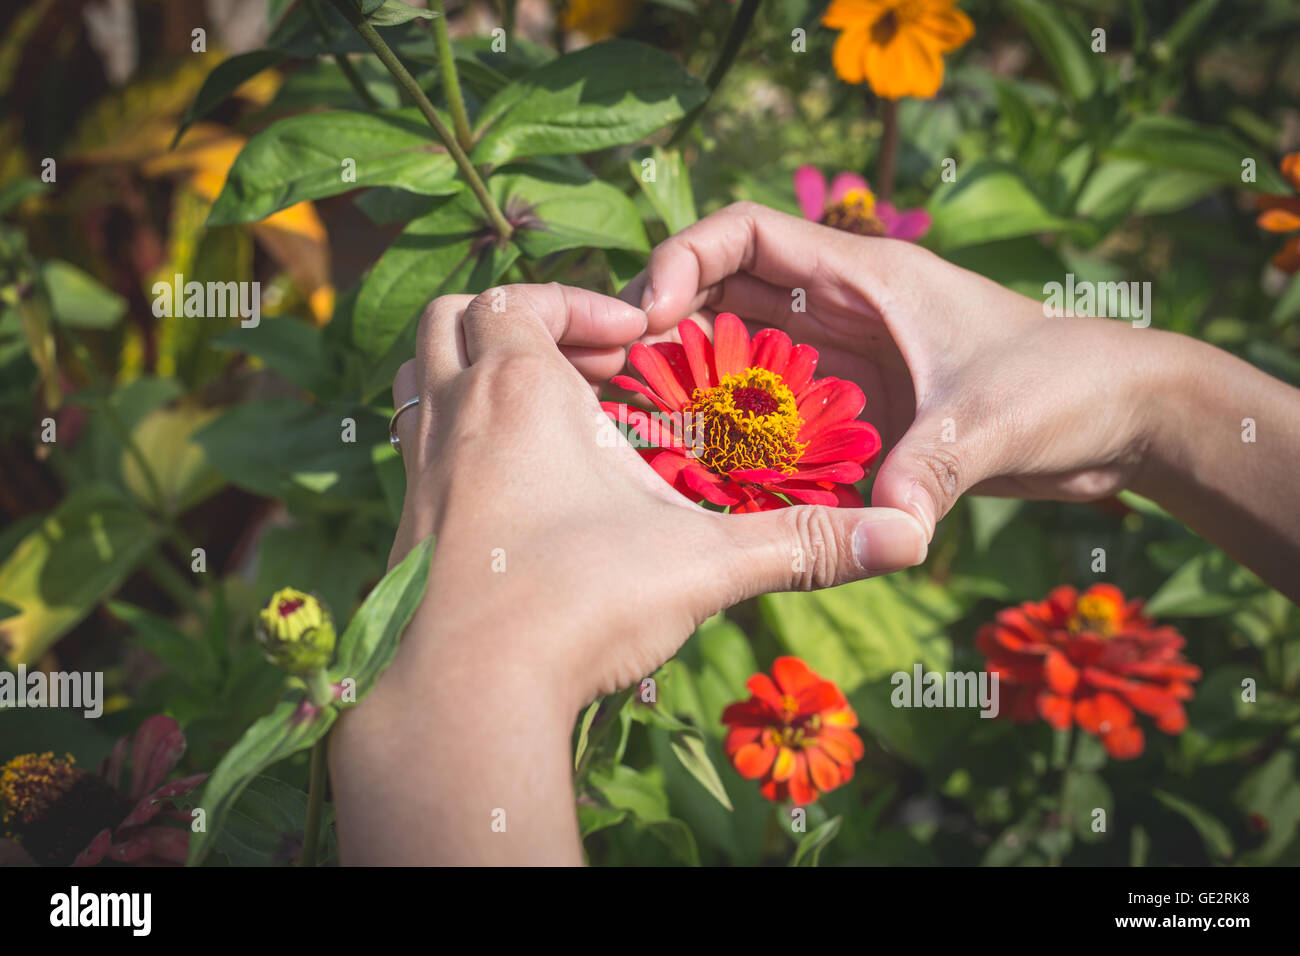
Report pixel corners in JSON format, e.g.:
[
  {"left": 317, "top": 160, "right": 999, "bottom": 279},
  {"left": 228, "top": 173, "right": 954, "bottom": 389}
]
[
  {"left": 721, "top": 657, "right": 864, "bottom": 805},
  {"left": 1256, "top": 151, "right": 1300, "bottom": 273},
  {"left": 604, "top": 312, "right": 882, "bottom": 513},
  {"left": 0, "top": 715, "right": 206, "bottom": 866},
  {"left": 976, "top": 584, "right": 1201, "bottom": 760}
]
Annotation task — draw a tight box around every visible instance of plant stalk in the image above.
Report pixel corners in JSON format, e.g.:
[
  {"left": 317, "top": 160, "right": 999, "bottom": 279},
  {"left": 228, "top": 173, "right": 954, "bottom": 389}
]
[
  {"left": 666, "top": 0, "right": 761, "bottom": 148},
  {"left": 306, "top": 0, "right": 381, "bottom": 110},
  {"left": 334, "top": 1, "right": 513, "bottom": 240},
  {"left": 429, "top": 0, "right": 474, "bottom": 151},
  {"left": 301, "top": 736, "right": 328, "bottom": 866}
]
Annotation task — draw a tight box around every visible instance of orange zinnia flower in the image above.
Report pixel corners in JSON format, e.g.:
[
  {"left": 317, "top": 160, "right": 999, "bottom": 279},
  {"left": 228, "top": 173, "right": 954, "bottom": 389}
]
[
  {"left": 822, "top": 0, "right": 974, "bottom": 100},
  {"left": 721, "top": 657, "right": 864, "bottom": 806},
  {"left": 976, "top": 585, "right": 1201, "bottom": 760},
  {"left": 603, "top": 313, "right": 882, "bottom": 513},
  {"left": 1256, "top": 152, "right": 1300, "bottom": 273}
]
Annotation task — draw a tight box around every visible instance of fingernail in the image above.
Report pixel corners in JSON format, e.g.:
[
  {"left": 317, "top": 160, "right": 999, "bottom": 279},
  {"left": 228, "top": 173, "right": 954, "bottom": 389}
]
[
  {"left": 852, "top": 514, "right": 928, "bottom": 572},
  {"left": 640, "top": 280, "right": 656, "bottom": 314}
]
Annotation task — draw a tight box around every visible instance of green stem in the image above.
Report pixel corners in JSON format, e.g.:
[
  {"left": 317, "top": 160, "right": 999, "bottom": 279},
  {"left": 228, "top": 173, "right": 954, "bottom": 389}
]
[
  {"left": 666, "top": 0, "right": 761, "bottom": 148},
  {"left": 301, "top": 736, "right": 328, "bottom": 866},
  {"left": 334, "top": 1, "right": 513, "bottom": 240},
  {"left": 429, "top": 0, "right": 473, "bottom": 151},
  {"left": 306, "top": 0, "right": 381, "bottom": 109},
  {"left": 1050, "top": 726, "right": 1075, "bottom": 867},
  {"left": 574, "top": 687, "right": 635, "bottom": 780}
]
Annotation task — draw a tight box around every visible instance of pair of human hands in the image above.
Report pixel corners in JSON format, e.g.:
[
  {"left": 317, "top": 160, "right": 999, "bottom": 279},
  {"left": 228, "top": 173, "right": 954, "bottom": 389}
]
[{"left": 386, "top": 202, "right": 1174, "bottom": 712}]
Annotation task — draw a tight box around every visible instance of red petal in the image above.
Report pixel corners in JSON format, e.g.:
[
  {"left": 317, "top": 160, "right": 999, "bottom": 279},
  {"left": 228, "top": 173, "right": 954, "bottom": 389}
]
[
  {"left": 797, "top": 377, "right": 866, "bottom": 439},
  {"left": 1037, "top": 692, "right": 1073, "bottom": 729},
  {"left": 629, "top": 343, "right": 690, "bottom": 409},
  {"left": 1103, "top": 724, "right": 1144, "bottom": 759},
  {"left": 800, "top": 420, "right": 883, "bottom": 465},
  {"left": 751, "top": 327, "right": 793, "bottom": 377},
  {"left": 712, "top": 312, "right": 751, "bottom": 378},
  {"left": 610, "top": 374, "right": 673, "bottom": 414},
  {"left": 1044, "top": 650, "right": 1080, "bottom": 695},
  {"left": 677, "top": 318, "right": 716, "bottom": 390},
  {"left": 746, "top": 673, "right": 785, "bottom": 711},
  {"left": 807, "top": 746, "right": 842, "bottom": 793},
  {"left": 787, "top": 461, "right": 865, "bottom": 483},
  {"left": 772, "top": 656, "right": 820, "bottom": 695},
  {"left": 682, "top": 463, "right": 742, "bottom": 505},
  {"left": 783, "top": 345, "right": 819, "bottom": 395},
  {"left": 732, "top": 742, "right": 778, "bottom": 779}
]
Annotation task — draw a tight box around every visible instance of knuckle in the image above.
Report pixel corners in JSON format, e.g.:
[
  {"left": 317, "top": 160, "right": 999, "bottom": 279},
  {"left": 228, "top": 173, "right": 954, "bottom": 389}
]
[
  {"left": 917, "top": 445, "right": 962, "bottom": 508},
  {"left": 788, "top": 506, "right": 846, "bottom": 591}
]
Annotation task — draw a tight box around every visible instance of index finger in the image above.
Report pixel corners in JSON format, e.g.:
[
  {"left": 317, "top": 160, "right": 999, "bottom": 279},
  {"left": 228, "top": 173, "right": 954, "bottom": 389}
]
[{"left": 629, "top": 202, "right": 861, "bottom": 333}]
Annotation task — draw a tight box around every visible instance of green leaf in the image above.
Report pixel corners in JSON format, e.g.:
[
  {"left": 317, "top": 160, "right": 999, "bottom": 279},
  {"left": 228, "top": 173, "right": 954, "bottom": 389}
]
[
  {"left": 215, "top": 774, "right": 335, "bottom": 866},
  {"left": 760, "top": 574, "right": 955, "bottom": 694},
  {"left": 968, "top": 497, "right": 1023, "bottom": 553},
  {"left": 573, "top": 700, "right": 601, "bottom": 770},
  {"left": 351, "top": 191, "right": 518, "bottom": 360},
  {"left": 186, "top": 692, "right": 337, "bottom": 865},
  {"left": 790, "top": 815, "right": 842, "bottom": 866},
  {"left": 629, "top": 146, "right": 697, "bottom": 234},
  {"left": 40, "top": 260, "right": 127, "bottom": 329},
  {"left": 667, "top": 730, "right": 732, "bottom": 812},
  {"left": 926, "top": 161, "right": 1069, "bottom": 251},
  {"left": 1145, "top": 549, "right": 1268, "bottom": 617},
  {"left": 0, "top": 485, "right": 159, "bottom": 667},
  {"left": 471, "top": 40, "right": 708, "bottom": 165},
  {"left": 1104, "top": 116, "right": 1288, "bottom": 194},
  {"left": 194, "top": 399, "right": 387, "bottom": 506},
  {"left": 366, "top": 0, "right": 438, "bottom": 25},
  {"left": 578, "top": 804, "right": 628, "bottom": 839},
  {"left": 0, "top": 178, "right": 48, "bottom": 217},
  {"left": 1065, "top": 771, "right": 1113, "bottom": 843},
  {"left": 121, "top": 403, "right": 225, "bottom": 517},
  {"left": 495, "top": 165, "right": 649, "bottom": 258},
  {"left": 329, "top": 537, "right": 433, "bottom": 700},
  {"left": 1153, "top": 789, "right": 1234, "bottom": 862},
  {"left": 587, "top": 764, "right": 700, "bottom": 865},
  {"left": 208, "top": 109, "right": 460, "bottom": 226},
  {"left": 212, "top": 318, "right": 337, "bottom": 397},
  {"left": 1006, "top": 0, "right": 1100, "bottom": 102},
  {"left": 174, "top": 49, "right": 285, "bottom": 148},
  {"left": 109, "top": 599, "right": 218, "bottom": 686}
]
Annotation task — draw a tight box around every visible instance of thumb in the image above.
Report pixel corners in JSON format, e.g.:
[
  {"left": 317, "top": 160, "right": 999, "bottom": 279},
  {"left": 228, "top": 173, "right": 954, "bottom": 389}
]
[
  {"left": 870, "top": 412, "right": 987, "bottom": 540},
  {"left": 721, "top": 506, "right": 929, "bottom": 597}
]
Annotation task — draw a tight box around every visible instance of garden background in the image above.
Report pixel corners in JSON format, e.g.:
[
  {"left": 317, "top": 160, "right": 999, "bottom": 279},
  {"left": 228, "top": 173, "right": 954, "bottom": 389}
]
[{"left": 1, "top": 0, "right": 1299, "bottom": 866}]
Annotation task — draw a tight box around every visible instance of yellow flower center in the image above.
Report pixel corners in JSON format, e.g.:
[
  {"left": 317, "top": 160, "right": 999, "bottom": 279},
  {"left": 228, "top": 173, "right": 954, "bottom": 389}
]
[
  {"left": 688, "top": 367, "right": 807, "bottom": 476},
  {"left": 1, "top": 753, "right": 80, "bottom": 829},
  {"left": 1069, "top": 594, "right": 1121, "bottom": 637},
  {"left": 823, "top": 188, "right": 885, "bottom": 236}
]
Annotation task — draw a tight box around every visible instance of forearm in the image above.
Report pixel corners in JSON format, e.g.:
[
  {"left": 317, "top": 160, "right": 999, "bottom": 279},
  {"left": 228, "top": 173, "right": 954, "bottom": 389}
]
[
  {"left": 1132, "top": 330, "right": 1300, "bottom": 600},
  {"left": 330, "top": 594, "right": 585, "bottom": 865}
]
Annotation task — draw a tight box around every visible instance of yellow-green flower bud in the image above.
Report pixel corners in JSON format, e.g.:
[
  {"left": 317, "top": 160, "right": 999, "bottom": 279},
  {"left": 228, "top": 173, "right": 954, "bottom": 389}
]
[{"left": 256, "top": 589, "right": 336, "bottom": 675}]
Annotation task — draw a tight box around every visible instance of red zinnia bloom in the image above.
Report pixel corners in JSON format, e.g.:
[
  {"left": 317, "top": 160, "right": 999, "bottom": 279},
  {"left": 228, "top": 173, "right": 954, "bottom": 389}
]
[
  {"left": 976, "top": 584, "right": 1201, "bottom": 760},
  {"left": 604, "top": 312, "right": 882, "bottom": 513},
  {"left": 1256, "top": 151, "right": 1300, "bottom": 273},
  {"left": 0, "top": 715, "right": 206, "bottom": 866},
  {"left": 721, "top": 657, "right": 864, "bottom": 805}
]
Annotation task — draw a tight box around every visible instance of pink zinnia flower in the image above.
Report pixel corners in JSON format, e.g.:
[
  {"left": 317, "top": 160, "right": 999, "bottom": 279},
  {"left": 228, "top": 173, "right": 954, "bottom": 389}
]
[{"left": 794, "top": 166, "right": 931, "bottom": 240}]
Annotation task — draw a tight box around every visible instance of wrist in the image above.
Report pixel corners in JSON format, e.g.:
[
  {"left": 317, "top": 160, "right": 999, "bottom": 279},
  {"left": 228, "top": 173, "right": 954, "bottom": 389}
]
[{"left": 1124, "top": 329, "right": 1204, "bottom": 504}]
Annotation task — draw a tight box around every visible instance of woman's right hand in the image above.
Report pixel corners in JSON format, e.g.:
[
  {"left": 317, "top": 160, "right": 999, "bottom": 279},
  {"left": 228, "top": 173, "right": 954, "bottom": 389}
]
[{"left": 612, "top": 202, "right": 1300, "bottom": 598}]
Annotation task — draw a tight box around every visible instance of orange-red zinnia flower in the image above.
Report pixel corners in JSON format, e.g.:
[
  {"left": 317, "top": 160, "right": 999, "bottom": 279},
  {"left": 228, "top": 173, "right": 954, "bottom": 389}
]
[
  {"left": 822, "top": 0, "right": 974, "bottom": 100},
  {"left": 604, "top": 313, "right": 882, "bottom": 513},
  {"left": 1256, "top": 152, "right": 1300, "bottom": 273},
  {"left": 721, "top": 657, "right": 864, "bottom": 806},
  {"left": 976, "top": 584, "right": 1201, "bottom": 760}
]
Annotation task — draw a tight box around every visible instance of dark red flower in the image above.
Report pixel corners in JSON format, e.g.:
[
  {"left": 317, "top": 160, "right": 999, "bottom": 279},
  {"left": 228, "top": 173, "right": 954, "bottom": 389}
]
[{"left": 976, "top": 584, "right": 1201, "bottom": 759}]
